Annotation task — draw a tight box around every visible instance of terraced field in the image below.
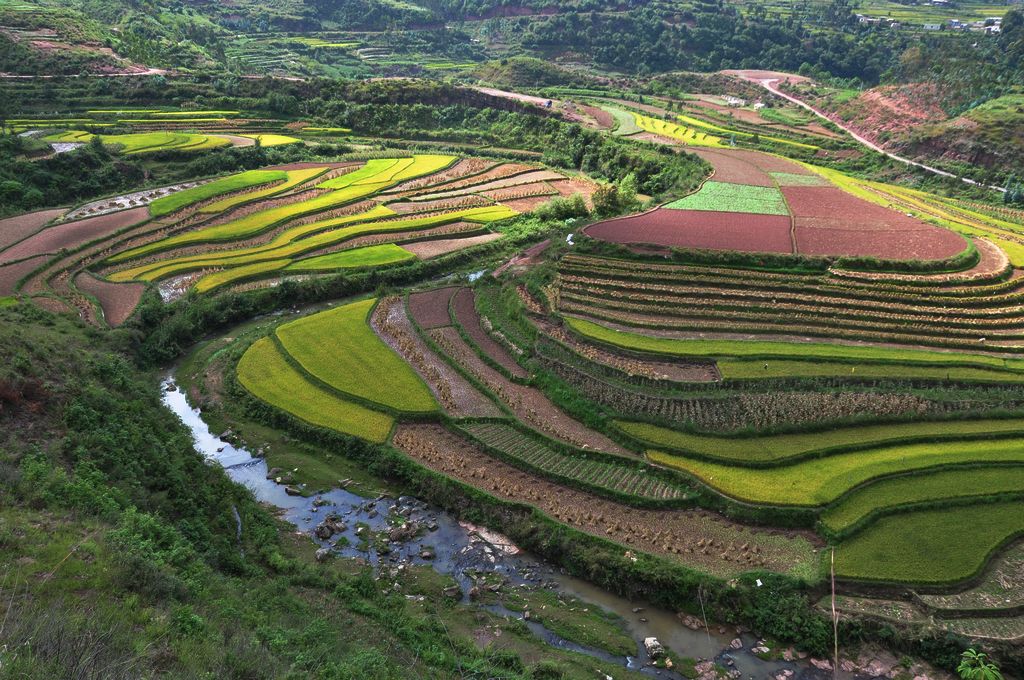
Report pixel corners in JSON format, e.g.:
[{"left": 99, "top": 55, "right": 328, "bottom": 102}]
[
  {"left": 0, "top": 155, "right": 595, "bottom": 325},
  {"left": 459, "top": 421, "right": 685, "bottom": 500}
]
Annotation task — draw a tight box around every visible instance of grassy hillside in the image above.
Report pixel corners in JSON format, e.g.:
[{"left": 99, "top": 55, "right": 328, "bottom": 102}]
[{"left": 0, "top": 302, "right": 626, "bottom": 679}]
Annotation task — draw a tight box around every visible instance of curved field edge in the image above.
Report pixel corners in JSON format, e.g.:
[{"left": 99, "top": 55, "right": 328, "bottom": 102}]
[
  {"left": 646, "top": 439, "right": 1024, "bottom": 507},
  {"left": 274, "top": 298, "right": 438, "bottom": 414},
  {"left": 821, "top": 467, "right": 1024, "bottom": 536},
  {"left": 833, "top": 501, "right": 1024, "bottom": 586},
  {"left": 564, "top": 316, "right": 1024, "bottom": 370},
  {"left": 615, "top": 418, "right": 1024, "bottom": 466},
  {"left": 148, "top": 170, "right": 288, "bottom": 217},
  {"left": 235, "top": 336, "right": 393, "bottom": 443}
]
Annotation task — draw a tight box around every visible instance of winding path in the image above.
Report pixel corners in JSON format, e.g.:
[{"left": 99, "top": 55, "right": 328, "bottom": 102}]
[{"left": 753, "top": 77, "right": 1005, "bottom": 194}]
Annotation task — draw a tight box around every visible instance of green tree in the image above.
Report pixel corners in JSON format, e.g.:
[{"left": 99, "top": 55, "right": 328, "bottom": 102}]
[{"left": 957, "top": 650, "right": 1003, "bottom": 680}]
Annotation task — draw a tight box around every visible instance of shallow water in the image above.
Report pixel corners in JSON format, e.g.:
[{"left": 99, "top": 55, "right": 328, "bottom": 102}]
[{"left": 163, "top": 377, "right": 848, "bottom": 679}]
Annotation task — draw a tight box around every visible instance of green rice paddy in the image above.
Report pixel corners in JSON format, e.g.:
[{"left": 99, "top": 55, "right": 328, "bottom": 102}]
[
  {"left": 148, "top": 170, "right": 287, "bottom": 217},
  {"left": 664, "top": 181, "right": 790, "bottom": 215},
  {"left": 275, "top": 298, "right": 437, "bottom": 413},
  {"left": 236, "top": 336, "right": 393, "bottom": 443}
]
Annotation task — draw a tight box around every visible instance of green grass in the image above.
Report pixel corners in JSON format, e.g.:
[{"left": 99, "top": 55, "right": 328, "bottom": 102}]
[
  {"left": 834, "top": 501, "right": 1024, "bottom": 584},
  {"left": 149, "top": 170, "right": 287, "bottom": 217},
  {"left": 663, "top": 181, "right": 790, "bottom": 215},
  {"left": 236, "top": 336, "right": 393, "bottom": 443},
  {"left": 275, "top": 298, "right": 437, "bottom": 413},
  {"left": 565, "top": 316, "right": 1024, "bottom": 372},
  {"left": 822, "top": 467, "right": 1024, "bottom": 534},
  {"left": 285, "top": 243, "right": 415, "bottom": 271},
  {"left": 647, "top": 437, "right": 1024, "bottom": 506},
  {"left": 601, "top": 106, "right": 642, "bottom": 136},
  {"left": 617, "top": 418, "right": 1024, "bottom": 464}
]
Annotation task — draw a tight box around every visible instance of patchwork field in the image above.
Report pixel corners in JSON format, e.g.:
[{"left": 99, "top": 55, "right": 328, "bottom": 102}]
[
  {"left": 0, "top": 154, "right": 596, "bottom": 325},
  {"left": 584, "top": 146, "right": 969, "bottom": 262}
]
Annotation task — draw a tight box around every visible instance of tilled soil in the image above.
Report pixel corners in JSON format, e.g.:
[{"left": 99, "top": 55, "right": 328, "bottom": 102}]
[
  {"left": 0, "top": 254, "right": 49, "bottom": 295},
  {"left": 584, "top": 208, "right": 793, "bottom": 253},
  {"left": 0, "top": 208, "right": 67, "bottom": 252},
  {"left": 428, "top": 325, "right": 629, "bottom": 455},
  {"left": 370, "top": 296, "right": 502, "bottom": 417},
  {"left": 1, "top": 207, "right": 150, "bottom": 264},
  {"left": 408, "top": 286, "right": 458, "bottom": 329},
  {"left": 452, "top": 287, "right": 529, "bottom": 378},
  {"left": 393, "top": 423, "right": 819, "bottom": 579},
  {"left": 690, "top": 149, "right": 774, "bottom": 187},
  {"left": 74, "top": 273, "right": 145, "bottom": 327},
  {"left": 535, "top": 318, "right": 720, "bottom": 383},
  {"left": 400, "top": 233, "right": 502, "bottom": 259}
]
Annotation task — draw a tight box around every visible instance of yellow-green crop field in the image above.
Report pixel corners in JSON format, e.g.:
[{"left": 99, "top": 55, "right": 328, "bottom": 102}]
[
  {"left": 274, "top": 298, "right": 437, "bottom": 413},
  {"left": 236, "top": 337, "right": 393, "bottom": 443}
]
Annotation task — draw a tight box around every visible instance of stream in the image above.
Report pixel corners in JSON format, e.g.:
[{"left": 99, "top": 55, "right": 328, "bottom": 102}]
[{"left": 163, "top": 376, "right": 854, "bottom": 680}]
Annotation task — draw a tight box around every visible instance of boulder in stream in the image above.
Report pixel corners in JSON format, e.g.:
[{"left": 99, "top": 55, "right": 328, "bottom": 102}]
[{"left": 643, "top": 637, "right": 665, "bottom": 659}]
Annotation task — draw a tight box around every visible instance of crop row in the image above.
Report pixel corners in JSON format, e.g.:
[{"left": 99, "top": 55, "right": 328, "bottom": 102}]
[
  {"left": 458, "top": 421, "right": 684, "bottom": 500},
  {"left": 562, "top": 316, "right": 1024, "bottom": 380},
  {"left": 110, "top": 156, "right": 454, "bottom": 262},
  {"left": 540, "top": 354, "right": 961, "bottom": 434},
  {"left": 559, "top": 282, "right": 1024, "bottom": 335},
  {"left": 558, "top": 271, "right": 1024, "bottom": 321},
  {"left": 558, "top": 255, "right": 1024, "bottom": 306},
  {"left": 558, "top": 289, "right": 1024, "bottom": 345},
  {"left": 647, "top": 436, "right": 1024, "bottom": 507},
  {"left": 560, "top": 252, "right": 1021, "bottom": 298},
  {"left": 559, "top": 301, "right": 1024, "bottom": 354},
  {"left": 617, "top": 418, "right": 1024, "bottom": 466}
]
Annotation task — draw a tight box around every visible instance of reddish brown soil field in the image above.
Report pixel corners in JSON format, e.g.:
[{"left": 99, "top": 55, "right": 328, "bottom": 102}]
[
  {"left": 549, "top": 178, "right": 599, "bottom": 201},
  {"left": 727, "top": 149, "right": 812, "bottom": 175},
  {"left": 0, "top": 209, "right": 66, "bottom": 252},
  {"left": 372, "top": 297, "right": 502, "bottom": 417},
  {"left": 795, "top": 226, "right": 967, "bottom": 260},
  {"left": 428, "top": 327, "right": 629, "bottom": 454},
  {"left": 691, "top": 149, "right": 773, "bottom": 186},
  {"left": 0, "top": 255, "right": 48, "bottom": 295},
  {"left": 585, "top": 208, "right": 793, "bottom": 254},
  {"left": 784, "top": 186, "right": 968, "bottom": 259},
  {"left": 0, "top": 207, "right": 149, "bottom": 264},
  {"left": 74, "top": 273, "right": 145, "bottom": 327},
  {"left": 401, "top": 233, "right": 502, "bottom": 259},
  {"left": 452, "top": 287, "right": 529, "bottom": 379},
  {"left": 393, "top": 424, "right": 817, "bottom": 578},
  {"left": 408, "top": 286, "right": 457, "bottom": 329},
  {"left": 30, "top": 294, "right": 75, "bottom": 316},
  {"left": 783, "top": 186, "right": 917, "bottom": 223},
  {"left": 580, "top": 104, "right": 614, "bottom": 129}
]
